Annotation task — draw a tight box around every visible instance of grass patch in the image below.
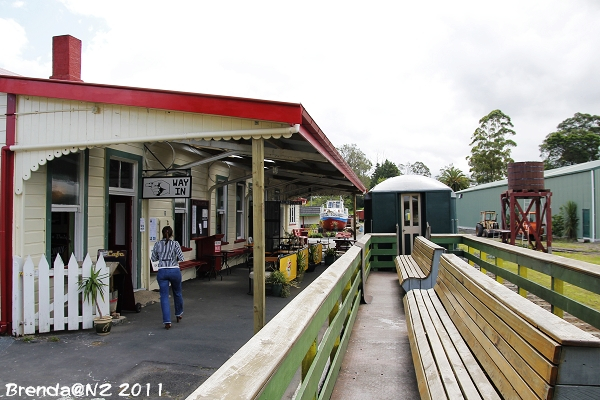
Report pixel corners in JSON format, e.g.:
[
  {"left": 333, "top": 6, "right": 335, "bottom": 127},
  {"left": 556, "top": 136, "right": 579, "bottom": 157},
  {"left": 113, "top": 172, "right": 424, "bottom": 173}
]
[
  {"left": 464, "top": 246, "right": 600, "bottom": 315},
  {"left": 554, "top": 251, "right": 600, "bottom": 265}
]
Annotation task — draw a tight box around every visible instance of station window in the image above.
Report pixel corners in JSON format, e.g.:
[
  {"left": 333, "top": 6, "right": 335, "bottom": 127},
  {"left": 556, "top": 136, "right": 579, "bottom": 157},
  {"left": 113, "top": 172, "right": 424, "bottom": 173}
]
[
  {"left": 109, "top": 159, "right": 135, "bottom": 192},
  {"left": 49, "top": 152, "right": 84, "bottom": 263},
  {"left": 236, "top": 183, "right": 245, "bottom": 239},
  {"left": 175, "top": 198, "right": 189, "bottom": 247},
  {"left": 216, "top": 176, "right": 228, "bottom": 241},
  {"left": 289, "top": 204, "right": 297, "bottom": 225}
]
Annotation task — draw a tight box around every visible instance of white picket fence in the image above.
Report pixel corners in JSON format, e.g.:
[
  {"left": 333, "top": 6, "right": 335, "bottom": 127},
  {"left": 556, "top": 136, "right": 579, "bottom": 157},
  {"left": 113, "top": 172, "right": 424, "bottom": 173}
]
[{"left": 12, "top": 253, "right": 109, "bottom": 337}]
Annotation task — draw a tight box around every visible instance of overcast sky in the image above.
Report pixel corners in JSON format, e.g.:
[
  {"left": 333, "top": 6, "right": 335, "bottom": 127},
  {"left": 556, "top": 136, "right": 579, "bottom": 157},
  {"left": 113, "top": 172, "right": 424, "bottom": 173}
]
[{"left": 2, "top": 0, "right": 600, "bottom": 177}]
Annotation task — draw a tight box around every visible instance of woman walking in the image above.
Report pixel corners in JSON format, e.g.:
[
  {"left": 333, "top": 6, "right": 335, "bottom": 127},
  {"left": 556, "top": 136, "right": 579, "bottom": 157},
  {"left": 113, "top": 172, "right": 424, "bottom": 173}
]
[{"left": 151, "top": 226, "right": 185, "bottom": 329}]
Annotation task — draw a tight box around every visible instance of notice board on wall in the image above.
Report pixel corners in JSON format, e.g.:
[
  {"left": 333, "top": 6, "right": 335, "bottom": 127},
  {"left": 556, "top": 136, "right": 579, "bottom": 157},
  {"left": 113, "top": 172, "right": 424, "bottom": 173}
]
[{"left": 191, "top": 199, "right": 209, "bottom": 239}]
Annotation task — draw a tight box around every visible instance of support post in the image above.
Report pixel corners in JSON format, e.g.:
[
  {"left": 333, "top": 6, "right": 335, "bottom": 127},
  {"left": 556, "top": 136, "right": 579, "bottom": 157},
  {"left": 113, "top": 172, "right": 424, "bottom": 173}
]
[
  {"left": 552, "top": 277, "right": 564, "bottom": 318},
  {"left": 480, "top": 251, "right": 487, "bottom": 274},
  {"left": 495, "top": 257, "right": 504, "bottom": 283},
  {"left": 518, "top": 265, "right": 528, "bottom": 297},
  {"left": 353, "top": 194, "right": 357, "bottom": 241},
  {"left": 252, "top": 138, "right": 265, "bottom": 334}
]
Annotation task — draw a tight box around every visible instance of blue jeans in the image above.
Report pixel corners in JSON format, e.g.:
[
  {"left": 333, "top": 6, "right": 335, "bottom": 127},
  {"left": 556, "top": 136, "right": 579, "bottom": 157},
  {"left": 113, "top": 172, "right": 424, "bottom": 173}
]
[{"left": 157, "top": 268, "right": 183, "bottom": 324}]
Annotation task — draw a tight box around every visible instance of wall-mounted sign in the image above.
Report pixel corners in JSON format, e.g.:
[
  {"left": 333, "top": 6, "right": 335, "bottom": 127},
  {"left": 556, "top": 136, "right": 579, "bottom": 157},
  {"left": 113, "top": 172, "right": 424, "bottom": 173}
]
[{"left": 142, "top": 177, "right": 192, "bottom": 199}]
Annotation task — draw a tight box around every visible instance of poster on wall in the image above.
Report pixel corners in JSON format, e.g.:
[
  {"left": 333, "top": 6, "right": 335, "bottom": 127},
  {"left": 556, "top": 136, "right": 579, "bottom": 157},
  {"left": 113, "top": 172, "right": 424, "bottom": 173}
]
[
  {"left": 142, "top": 177, "right": 192, "bottom": 199},
  {"left": 191, "top": 199, "right": 209, "bottom": 238}
]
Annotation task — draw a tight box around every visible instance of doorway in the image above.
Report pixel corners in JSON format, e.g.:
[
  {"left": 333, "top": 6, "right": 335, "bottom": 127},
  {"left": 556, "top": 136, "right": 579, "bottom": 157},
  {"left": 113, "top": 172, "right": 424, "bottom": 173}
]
[
  {"left": 399, "top": 193, "right": 421, "bottom": 255},
  {"left": 109, "top": 195, "right": 134, "bottom": 284}
]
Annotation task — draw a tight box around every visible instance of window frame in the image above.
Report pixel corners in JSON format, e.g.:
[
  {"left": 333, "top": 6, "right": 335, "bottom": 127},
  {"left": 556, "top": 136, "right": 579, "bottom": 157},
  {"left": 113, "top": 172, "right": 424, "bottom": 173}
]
[
  {"left": 215, "top": 175, "right": 228, "bottom": 241},
  {"left": 47, "top": 151, "right": 87, "bottom": 263},
  {"left": 236, "top": 183, "right": 245, "bottom": 240}
]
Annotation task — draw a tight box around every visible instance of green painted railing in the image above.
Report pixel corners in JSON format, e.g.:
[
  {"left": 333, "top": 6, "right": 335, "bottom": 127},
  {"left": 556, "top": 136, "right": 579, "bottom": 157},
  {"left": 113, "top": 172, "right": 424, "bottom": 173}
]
[
  {"left": 186, "top": 234, "right": 387, "bottom": 400},
  {"left": 432, "top": 234, "right": 600, "bottom": 329},
  {"left": 365, "top": 233, "right": 397, "bottom": 271}
]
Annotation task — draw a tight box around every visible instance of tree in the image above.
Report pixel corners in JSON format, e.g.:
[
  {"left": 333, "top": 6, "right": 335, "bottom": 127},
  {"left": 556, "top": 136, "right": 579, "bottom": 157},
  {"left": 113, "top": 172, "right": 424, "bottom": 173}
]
[
  {"left": 399, "top": 161, "right": 431, "bottom": 177},
  {"left": 337, "top": 143, "right": 373, "bottom": 188},
  {"left": 467, "top": 109, "right": 517, "bottom": 184},
  {"left": 560, "top": 200, "right": 579, "bottom": 240},
  {"left": 370, "top": 159, "right": 400, "bottom": 188},
  {"left": 437, "top": 164, "right": 470, "bottom": 192},
  {"left": 539, "top": 113, "right": 600, "bottom": 169}
]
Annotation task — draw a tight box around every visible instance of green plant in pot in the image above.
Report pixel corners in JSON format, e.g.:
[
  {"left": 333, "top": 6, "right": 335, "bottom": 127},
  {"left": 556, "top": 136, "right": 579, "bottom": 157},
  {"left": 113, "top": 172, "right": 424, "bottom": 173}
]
[
  {"left": 307, "top": 245, "right": 318, "bottom": 272},
  {"left": 79, "top": 265, "right": 112, "bottom": 335},
  {"left": 295, "top": 249, "right": 307, "bottom": 283},
  {"left": 265, "top": 270, "right": 297, "bottom": 298},
  {"left": 324, "top": 246, "right": 337, "bottom": 266}
]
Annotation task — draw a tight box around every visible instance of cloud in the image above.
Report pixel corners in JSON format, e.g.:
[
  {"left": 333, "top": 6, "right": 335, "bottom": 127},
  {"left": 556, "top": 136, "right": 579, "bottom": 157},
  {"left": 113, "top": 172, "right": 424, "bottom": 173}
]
[
  {"left": 0, "top": 17, "right": 49, "bottom": 76},
  {"left": 6, "top": 0, "right": 600, "bottom": 178}
]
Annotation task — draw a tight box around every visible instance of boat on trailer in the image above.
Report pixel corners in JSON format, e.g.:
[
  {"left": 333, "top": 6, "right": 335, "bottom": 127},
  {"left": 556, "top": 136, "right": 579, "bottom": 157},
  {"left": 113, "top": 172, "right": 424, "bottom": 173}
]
[{"left": 320, "top": 199, "right": 348, "bottom": 231}]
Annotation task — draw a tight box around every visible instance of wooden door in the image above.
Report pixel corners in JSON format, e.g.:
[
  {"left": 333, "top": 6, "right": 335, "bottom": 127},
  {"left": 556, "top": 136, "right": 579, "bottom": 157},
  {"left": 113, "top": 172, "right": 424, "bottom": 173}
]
[{"left": 108, "top": 195, "right": 133, "bottom": 275}]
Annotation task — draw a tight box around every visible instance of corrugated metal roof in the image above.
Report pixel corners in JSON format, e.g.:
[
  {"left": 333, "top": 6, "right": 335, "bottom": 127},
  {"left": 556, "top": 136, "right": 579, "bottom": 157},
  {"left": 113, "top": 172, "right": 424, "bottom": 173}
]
[{"left": 457, "top": 160, "right": 600, "bottom": 194}]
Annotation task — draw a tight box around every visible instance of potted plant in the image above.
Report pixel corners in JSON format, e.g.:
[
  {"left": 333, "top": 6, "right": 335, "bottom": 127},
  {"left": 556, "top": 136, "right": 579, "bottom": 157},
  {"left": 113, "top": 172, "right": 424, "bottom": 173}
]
[
  {"left": 307, "top": 245, "right": 319, "bottom": 272},
  {"left": 295, "top": 249, "right": 307, "bottom": 283},
  {"left": 265, "top": 270, "right": 297, "bottom": 298},
  {"left": 324, "top": 247, "right": 336, "bottom": 266},
  {"left": 79, "top": 264, "right": 112, "bottom": 335}
]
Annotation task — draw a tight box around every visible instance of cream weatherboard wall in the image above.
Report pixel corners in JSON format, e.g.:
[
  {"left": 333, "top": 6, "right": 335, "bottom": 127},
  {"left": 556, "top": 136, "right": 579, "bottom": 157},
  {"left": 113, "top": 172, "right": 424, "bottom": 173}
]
[
  {"left": 87, "top": 148, "right": 106, "bottom": 261},
  {"left": 11, "top": 94, "right": 276, "bottom": 295}
]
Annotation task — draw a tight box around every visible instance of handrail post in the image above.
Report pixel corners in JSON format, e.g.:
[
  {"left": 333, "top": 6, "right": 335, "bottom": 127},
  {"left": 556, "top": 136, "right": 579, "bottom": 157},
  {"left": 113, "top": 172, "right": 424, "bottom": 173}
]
[
  {"left": 329, "top": 300, "right": 341, "bottom": 363},
  {"left": 552, "top": 277, "right": 564, "bottom": 318},
  {"left": 518, "top": 264, "right": 528, "bottom": 297},
  {"left": 495, "top": 257, "right": 504, "bottom": 284},
  {"left": 468, "top": 247, "right": 475, "bottom": 266},
  {"left": 480, "top": 251, "right": 488, "bottom": 274}
]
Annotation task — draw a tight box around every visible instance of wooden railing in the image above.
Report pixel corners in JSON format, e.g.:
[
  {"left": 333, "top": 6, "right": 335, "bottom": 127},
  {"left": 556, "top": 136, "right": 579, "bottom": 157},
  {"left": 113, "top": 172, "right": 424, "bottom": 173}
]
[
  {"left": 186, "top": 234, "right": 390, "bottom": 400},
  {"left": 12, "top": 253, "right": 109, "bottom": 336},
  {"left": 432, "top": 234, "right": 600, "bottom": 329}
]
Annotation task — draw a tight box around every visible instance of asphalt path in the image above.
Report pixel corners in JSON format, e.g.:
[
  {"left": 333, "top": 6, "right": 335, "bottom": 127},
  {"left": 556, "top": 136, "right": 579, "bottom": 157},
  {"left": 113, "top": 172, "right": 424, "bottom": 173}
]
[{"left": 0, "top": 264, "right": 325, "bottom": 400}]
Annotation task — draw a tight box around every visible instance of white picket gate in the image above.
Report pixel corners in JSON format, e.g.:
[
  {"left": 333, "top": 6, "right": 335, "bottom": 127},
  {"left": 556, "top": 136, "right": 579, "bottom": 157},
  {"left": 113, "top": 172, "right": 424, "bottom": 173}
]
[{"left": 12, "top": 253, "right": 109, "bottom": 337}]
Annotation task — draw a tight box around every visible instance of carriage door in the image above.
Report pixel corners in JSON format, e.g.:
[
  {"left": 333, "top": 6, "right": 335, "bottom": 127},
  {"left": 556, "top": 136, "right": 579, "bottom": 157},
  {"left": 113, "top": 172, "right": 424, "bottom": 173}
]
[{"left": 400, "top": 193, "right": 421, "bottom": 255}]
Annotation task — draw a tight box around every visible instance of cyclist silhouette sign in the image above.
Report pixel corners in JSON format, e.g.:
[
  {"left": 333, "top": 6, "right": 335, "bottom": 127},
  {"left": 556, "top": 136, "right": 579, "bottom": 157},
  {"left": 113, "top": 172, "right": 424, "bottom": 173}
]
[{"left": 142, "top": 177, "right": 192, "bottom": 198}]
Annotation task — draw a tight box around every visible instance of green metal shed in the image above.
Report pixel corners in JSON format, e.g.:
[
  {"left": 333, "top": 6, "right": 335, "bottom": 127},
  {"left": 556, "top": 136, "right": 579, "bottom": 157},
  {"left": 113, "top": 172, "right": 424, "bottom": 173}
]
[{"left": 456, "top": 160, "right": 600, "bottom": 241}]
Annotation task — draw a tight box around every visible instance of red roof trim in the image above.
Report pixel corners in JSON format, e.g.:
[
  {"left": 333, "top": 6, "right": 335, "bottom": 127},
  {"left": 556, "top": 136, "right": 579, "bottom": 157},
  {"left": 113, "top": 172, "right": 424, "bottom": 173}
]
[
  {"left": 0, "top": 75, "right": 302, "bottom": 124},
  {"left": 299, "top": 107, "right": 367, "bottom": 193},
  {"left": 0, "top": 75, "right": 365, "bottom": 193}
]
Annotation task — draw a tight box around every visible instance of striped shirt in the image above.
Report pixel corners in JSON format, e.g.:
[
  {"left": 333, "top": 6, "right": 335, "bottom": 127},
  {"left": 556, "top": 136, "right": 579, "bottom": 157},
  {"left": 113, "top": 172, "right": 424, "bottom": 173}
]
[{"left": 151, "top": 239, "right": 185, "bottom": 269}]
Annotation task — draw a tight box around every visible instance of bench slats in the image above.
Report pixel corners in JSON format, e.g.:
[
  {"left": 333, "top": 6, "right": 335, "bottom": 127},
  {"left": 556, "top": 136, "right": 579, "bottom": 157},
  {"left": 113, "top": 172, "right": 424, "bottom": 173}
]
[
  {"left": 413, "top": 290, "right": 467, "bottom": 399},
  {"left": 445, "top": 254, "right": 600, "bottom": 348},
  {"left": 405, "top": 289, "right": 501, "bottom": 399},
  {"left": 440, "top": 256, "right": 571, "bottom": 362},
  {"left": 437, "top": 271, "right": 551, "bottom": 400},
  {"left": 424, "top": 290, "right": 501, "bottom": 400},
  {"left": 437, "top": 262, "right": 557, "bottom": 385},
  {"left": 418, "top": 290, "right": 491, "bottom": 400},
  {"left": 404, "top": 290, "right": 452, "bottom": 400},
  {"left": 435, "top": 280, "right": 526, "bottom": 399}
]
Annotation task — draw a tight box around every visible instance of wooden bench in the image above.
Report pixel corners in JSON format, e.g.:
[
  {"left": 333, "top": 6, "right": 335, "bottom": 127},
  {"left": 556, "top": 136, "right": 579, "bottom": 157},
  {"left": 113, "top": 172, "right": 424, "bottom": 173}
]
[
  {"left": 394, "top": 236, "right": 445, "bottom": 292},
  {"left": 404, "top": 253, "right": 600, "bottom": 400},
  {"left": 179, "top": 247, "right": 207, "bottom": 274}
]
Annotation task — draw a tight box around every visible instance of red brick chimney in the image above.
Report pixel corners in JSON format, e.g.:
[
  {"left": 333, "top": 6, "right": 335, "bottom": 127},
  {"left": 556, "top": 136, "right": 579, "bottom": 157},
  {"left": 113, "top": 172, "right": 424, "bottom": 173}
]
[{"left": 49, "top": 35, "right": 83, "bottom": 81}]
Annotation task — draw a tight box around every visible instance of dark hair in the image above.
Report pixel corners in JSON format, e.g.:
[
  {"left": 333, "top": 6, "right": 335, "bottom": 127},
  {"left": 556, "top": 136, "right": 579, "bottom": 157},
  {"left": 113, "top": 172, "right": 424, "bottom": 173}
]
[{"left": 162, "top": 226, "right": 173, "bottom": 239}]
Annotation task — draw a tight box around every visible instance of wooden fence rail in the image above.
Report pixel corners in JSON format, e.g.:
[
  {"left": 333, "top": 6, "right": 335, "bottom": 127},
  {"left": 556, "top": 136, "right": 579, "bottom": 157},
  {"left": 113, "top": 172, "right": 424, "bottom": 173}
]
[
  {"left": 185, "top": 234, "right": 384, "bottom": 400},
  {"left": 432, "top": 234, "right": 600, "bottom": 329},
  {"left": 12, "top": 253, "right": 109, "bottom": 337}
]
